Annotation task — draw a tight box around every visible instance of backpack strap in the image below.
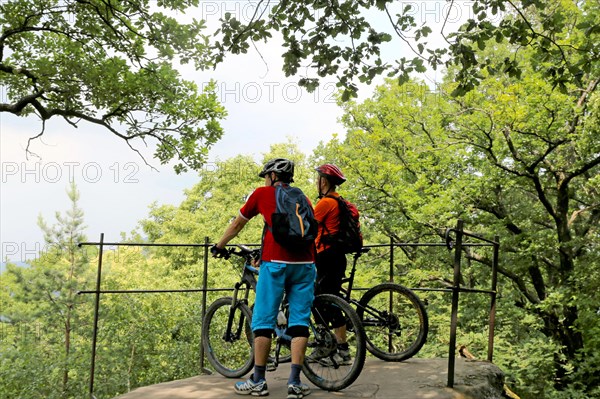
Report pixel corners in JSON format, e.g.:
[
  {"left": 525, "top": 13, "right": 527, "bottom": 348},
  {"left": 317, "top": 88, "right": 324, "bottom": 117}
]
[
  {"left": 261, "top": 221, "right": 268, "bottom": 251},
  {"left": 262, "top": 184, "right": 284, "bottom": 249},
  {"left": 318, "top": 194, "right": 342, "bottom": 249}
]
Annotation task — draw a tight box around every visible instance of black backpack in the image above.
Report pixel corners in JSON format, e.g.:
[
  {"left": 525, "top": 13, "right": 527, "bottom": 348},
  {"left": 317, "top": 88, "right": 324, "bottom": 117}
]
[
  {"left": 322, "top": 196, "right": 363, "bottom": 254},
  {"left": 269, "top": 185, "right": 317, "bottom": 249}
]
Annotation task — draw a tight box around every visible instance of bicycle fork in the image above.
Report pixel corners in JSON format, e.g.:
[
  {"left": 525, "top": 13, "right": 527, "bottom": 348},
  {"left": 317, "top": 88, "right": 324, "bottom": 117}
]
[{"left": 223, "top": 281, "right": 251, "bottom": 342}]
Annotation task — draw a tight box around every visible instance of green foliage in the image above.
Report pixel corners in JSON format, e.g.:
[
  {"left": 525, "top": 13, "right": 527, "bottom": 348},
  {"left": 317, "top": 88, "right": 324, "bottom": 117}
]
[
  {"left": 90, "top": 250, "right": 205, "bottom": 396},
  {"left": 0, "top": 0, "right": 226, "bottom": 172},
  {"left": 327, "top": 27, "right": 599, "bottom": 394},
  {"left": 211, "top": 0, "right": 600, "bottom": 99},
  {"left": 2, "top": 119, "right": 597, "bottom": 399},
  {"left": 1, "top": 183, "right": 94, "bottom": 398}
]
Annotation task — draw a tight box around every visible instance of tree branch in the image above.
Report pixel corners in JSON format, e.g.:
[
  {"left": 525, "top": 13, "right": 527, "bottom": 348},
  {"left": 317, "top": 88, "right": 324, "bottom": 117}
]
[{"left": 466, "top": 250, "right": 540, "bottom": 305}]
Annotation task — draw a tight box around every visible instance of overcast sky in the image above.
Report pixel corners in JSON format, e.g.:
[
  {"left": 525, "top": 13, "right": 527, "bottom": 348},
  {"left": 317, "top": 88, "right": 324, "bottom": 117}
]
[{"left": 1, "top": 1, "right": 477, "bottom": 264}]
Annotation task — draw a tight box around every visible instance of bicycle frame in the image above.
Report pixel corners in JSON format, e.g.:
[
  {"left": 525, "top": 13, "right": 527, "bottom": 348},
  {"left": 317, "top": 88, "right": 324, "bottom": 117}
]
[
  {"left": 341, "top": 250, "right": 399, "bottom": 328},
  {"left": 339, "top": 251, "right": 371, "bottom": 312},
  {"left": 336, "top": 247, "right": 429, "bottom": 362}
]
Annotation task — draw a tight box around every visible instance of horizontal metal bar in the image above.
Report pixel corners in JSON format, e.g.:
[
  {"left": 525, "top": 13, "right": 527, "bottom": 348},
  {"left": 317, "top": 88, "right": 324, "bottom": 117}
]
[
  {"left": 410, "top": 287, "right": 454, "bottom": 293},
  {"left": 387, "top": 287, "right": 496, "bottom": 294},
  {"left": 368, "top": 242, "right": 492, "bottom": 248},
  {"left": 367, "top": 243, "right": 448, "bottom": 247},
  {"left": 445, "top": 229, "right": 499, "bottom": 246},
  {"left": 77, "top": 288, "right": 233, "bottom": 295},
  {"left": 76, "top": 286, "right": 494, "bottom": 296},
  {"left": 457, "top": 287, "right": 496, "bottom": 295},
  {"left": 415, "top": 286, "right": 496, "bottom": 295},
  {"left": 78, "top": 242, "right": 210, "bottom": 248},
  {"left": 77, "top": 241, "right": 491, "bottom": 249}
]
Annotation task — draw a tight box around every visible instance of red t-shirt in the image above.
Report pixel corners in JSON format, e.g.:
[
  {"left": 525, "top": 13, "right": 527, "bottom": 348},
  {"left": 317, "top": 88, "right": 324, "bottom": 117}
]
[
  {"left": 240, "top": 185, "right": 315, "bottom": 263},
  {"left": 314, "top": 193, "right": 341, "bottom": 253}
]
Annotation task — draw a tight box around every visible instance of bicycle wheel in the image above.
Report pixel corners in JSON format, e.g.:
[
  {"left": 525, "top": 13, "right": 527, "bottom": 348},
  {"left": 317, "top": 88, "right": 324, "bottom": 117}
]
[
  {"left": 356, "top": 282, "right": 428, "bottom": 362},
  {"left": 202, "top": 297, "right": 254, "bottom": 378},
  {"left": 303, "top": 294, "right": 366, "bottom": 391}
]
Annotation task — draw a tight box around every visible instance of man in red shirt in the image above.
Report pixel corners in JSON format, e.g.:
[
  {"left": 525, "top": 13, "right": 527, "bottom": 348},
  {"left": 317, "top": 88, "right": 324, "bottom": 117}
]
[{"left": 212, "top": 158, "right": 316, "bottom": 399}]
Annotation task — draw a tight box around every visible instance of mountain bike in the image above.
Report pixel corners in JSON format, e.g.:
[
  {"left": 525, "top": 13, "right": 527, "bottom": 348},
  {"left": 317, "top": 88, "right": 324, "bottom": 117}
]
[
  {"left": 201, "top": 245, "right": 367, "bottom": 391},
  {"left": 340, "top": 248, "right": 429, "bottom": 361}
]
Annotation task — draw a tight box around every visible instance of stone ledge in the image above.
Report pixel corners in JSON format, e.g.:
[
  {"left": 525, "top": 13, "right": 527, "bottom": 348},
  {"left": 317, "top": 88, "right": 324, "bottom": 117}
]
[{"left": 113, "top": 358, "right": 506, "bottom": 399}]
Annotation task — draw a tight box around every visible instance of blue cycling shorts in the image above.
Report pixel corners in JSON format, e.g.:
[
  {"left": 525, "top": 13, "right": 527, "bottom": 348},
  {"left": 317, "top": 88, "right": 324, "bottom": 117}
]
[{"left": 251, "top": 261, "right": 316, "bottom": 332}]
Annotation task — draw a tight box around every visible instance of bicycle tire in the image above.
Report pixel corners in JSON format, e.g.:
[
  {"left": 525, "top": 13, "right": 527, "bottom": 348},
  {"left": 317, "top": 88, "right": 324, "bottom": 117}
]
[
  {"left": 202, "top": 297, "right": 254, "bottom": 378},
  {"left": 303, "top": 294, "right": 366, "bottom": 391},
  {"left": 356, "top": 283, "right": 428, "bottom": 362}
]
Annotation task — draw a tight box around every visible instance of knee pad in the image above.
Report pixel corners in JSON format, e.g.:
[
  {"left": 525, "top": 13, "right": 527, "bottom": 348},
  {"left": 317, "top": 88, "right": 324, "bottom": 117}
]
[
  {"left": 253, "top": 328, "right": 274, "bottom": 338},
  {"left": 286, "top": 325, "right": 309, "bottom": 338}
]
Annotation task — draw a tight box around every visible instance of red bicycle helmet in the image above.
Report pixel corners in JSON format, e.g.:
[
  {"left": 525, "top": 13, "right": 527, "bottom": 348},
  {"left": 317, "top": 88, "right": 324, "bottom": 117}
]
[{"left": 315, "top": 164, "right": 346, "bottom": 185}]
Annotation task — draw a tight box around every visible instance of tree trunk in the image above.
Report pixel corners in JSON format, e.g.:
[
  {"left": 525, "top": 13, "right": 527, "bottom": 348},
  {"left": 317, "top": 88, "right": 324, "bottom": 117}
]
[{"left": 63, "top": 316, "right": 71, "bottom": 397}]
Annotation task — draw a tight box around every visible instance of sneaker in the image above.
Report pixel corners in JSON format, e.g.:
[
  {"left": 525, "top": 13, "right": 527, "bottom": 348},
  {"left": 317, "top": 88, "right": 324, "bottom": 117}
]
[
  {"left": 321, "top": 349, "right": 352, "bottom": 367},
  {"left": 234, "top": 376, "right": 269, "bottom": 396},
  {"left": 306, "top": 347, "right": 330, "bottom": 363},
  {"left": 266, "top": 359, "right": 277, "bottom": 372},
  {"left": 287, "top": 383, "right": 311, "bottom": 398},
  {"left": 337, "top": 348, "right": 352, "bottom": 365}
]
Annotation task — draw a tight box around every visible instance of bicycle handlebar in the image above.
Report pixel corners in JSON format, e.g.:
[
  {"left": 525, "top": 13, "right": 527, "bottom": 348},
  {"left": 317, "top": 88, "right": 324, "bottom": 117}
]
[
  {"left": 229, "top": 244, "right": 260, "bottom": 258},
  {"left": 352, "top": 247, "right": 370, "bottom": 260}
]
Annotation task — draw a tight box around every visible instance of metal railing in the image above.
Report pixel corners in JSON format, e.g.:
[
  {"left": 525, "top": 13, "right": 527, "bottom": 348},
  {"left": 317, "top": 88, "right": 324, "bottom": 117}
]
[
  {"left": 78, "top": 219, "right": 499, "bottom": 397},
  {"left": 445, "top": 219, "right": 499, "bottom": 387}
]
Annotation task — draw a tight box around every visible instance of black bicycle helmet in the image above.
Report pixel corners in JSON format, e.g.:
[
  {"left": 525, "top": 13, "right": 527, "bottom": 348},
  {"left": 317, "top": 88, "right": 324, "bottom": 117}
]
[{"left": 258, "top": 158, "right": 295, "bottom": 180}]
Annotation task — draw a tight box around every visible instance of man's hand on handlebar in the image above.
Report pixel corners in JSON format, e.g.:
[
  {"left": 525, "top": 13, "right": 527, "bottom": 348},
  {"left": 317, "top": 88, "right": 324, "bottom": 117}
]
[{"left": 210, "top": 244, "right": 230, "bottom": 259}]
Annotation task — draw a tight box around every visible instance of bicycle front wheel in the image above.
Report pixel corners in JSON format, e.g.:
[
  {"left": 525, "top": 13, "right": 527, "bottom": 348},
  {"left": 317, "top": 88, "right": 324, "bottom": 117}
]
[
  {"left": 303, "top": 294, "right": 366, "bottom": 391},
  {"left": 356, "top": 283, "right": 428, "bottom": 361},
  {"left": 202, "top": 297, "right": 254, "bottom": 378}
]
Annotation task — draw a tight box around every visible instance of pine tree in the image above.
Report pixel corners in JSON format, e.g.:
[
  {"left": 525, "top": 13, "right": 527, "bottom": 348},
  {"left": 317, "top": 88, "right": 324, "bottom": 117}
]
[{"left": 2, "top": 182, "right": 93, "bottom": 398}]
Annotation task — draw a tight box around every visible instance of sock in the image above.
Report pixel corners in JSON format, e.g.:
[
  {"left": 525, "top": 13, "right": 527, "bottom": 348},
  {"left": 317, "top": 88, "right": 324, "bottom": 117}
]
[
  {"left": 338, "top": 342, "right": 349, "bottom": 351},
  {"left": 252, "top": 365, "right": 266, "bottom": 382},
  {"left": 287, "top": 363, "right": 302, "bottom": 386}
]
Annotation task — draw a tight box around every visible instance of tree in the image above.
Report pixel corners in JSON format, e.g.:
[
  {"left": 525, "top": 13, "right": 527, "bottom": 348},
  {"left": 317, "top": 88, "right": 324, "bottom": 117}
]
[
  {"left": 213, "top": 0, "right": 599, "bottom": 99},
  {"left": 1, "top": 181, "right": 211, "bottom": 398},
  {"left": 330, "top": 44, "right": 599, "bottom": 395},
  {"left": 1, "top": 182, "right": 94, "bottom": 398},
  {"left": 445, "top": 43, "right": 600, "bottom": 395},
  {"left": 0, "top": 0, "right": 226, "bottom": 173}
]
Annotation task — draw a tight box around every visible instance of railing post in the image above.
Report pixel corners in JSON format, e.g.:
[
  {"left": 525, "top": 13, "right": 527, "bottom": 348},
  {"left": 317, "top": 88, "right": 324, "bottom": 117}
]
[
  {"left": 199, "top": 236, "right": 210, "bottom": 373},
  {"left": 448, "top": 220, "right": 463, "bottom": 388},
  {"left": 488, "top": 235, "right": 499, "bottom": 362},
  {"left": 89, "top": 233, "right": 104, "bottom": 398},
  {"left": 389, "top": 236, "right": 394, "bottom": 283},
  {"left": 389, "top": 236, "right": 395, "bottom": 353}
]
